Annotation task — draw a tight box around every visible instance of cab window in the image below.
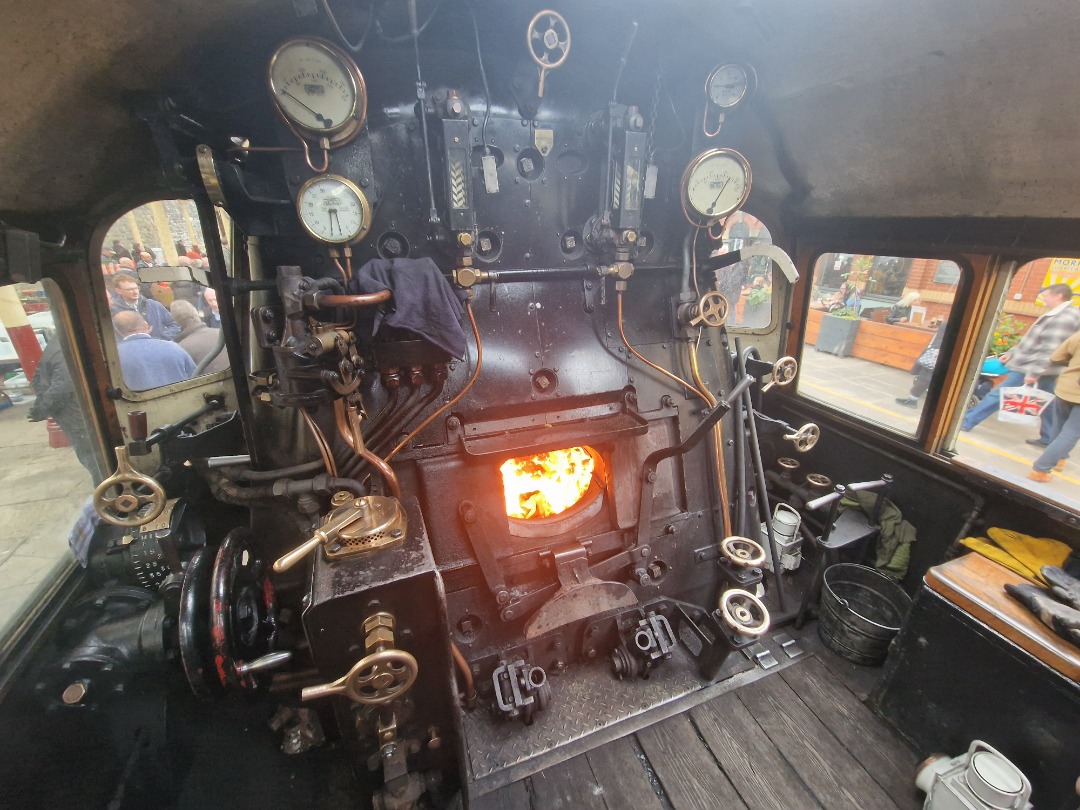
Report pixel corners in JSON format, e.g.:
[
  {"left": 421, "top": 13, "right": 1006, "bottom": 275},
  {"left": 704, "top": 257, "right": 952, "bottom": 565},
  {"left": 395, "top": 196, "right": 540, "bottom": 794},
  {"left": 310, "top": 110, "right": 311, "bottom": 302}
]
[
  {"left": 798, "top": 253, "right": 961, "bottom": 437},
  {"left": 101, "top": 200, "right": 231, "bottom": 392},
  {"left": 714, "top": 212, "right": 775, "bottom": 330},
  {"left": 0, "top": 280, "right": 102, "bottom": 650},
  {"left": 949, "top": 258, "right": 1080, "bottom": 512}
]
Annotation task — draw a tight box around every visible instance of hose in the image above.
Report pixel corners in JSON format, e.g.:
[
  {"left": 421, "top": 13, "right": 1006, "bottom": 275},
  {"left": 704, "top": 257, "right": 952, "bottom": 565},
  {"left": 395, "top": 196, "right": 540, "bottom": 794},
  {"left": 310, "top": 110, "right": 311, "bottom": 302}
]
[{"left": 236, "top": 459, "right": 327, "bottom": 482}]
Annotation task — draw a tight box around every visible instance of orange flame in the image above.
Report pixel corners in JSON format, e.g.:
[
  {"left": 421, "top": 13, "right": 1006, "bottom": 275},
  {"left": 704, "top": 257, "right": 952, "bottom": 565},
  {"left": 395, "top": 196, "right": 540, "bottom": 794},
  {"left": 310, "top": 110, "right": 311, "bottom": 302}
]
[{"left": 500, "top": 447, "right": 596, "bottom": 519}]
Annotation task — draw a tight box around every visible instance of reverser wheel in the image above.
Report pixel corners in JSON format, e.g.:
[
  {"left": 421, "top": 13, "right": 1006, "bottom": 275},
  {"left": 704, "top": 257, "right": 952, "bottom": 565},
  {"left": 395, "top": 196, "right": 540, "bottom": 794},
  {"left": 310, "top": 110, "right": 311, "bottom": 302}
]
[
  {"left": 210, "top": 528, "right": 278, "bottom": 690},
  {"left": 178, "top": 547, "right": 223, "bottom": 699},
  {"left": 718, "top": 589, "right": 771, "bottom": 637}
]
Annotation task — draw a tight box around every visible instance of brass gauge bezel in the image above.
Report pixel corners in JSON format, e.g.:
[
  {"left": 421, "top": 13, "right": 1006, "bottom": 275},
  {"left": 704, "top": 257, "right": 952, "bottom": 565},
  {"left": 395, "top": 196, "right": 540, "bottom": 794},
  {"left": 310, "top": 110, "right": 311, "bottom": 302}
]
[
  {"left": 704, "top": 63, "right": 755, "bottom": 110},
  {"left": 295, "top": 174, "right": 373, "bottom": 245},
  {"left": 679, "top": 148, "right": 752, "bottom": 226},
  {"left": 268, "top": 37, "right": 368, "bottom": 148}
]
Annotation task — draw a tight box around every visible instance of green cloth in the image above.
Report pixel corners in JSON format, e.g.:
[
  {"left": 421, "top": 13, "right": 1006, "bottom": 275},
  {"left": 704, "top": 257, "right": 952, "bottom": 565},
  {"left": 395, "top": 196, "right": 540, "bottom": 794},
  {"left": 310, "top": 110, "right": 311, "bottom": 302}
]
[{"left": 840, "top": 490, "right": 917, "bottom": 580}]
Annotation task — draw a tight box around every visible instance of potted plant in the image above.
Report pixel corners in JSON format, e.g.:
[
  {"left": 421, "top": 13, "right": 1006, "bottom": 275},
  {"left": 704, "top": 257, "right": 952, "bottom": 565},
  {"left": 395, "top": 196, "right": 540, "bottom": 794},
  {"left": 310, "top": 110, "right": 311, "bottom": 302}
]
[
  {"left": 814, "top": 255, "right": 872, "bottom": 356},
  {"left": 740, "top": 282, "right": 772, "bottom": 327}
]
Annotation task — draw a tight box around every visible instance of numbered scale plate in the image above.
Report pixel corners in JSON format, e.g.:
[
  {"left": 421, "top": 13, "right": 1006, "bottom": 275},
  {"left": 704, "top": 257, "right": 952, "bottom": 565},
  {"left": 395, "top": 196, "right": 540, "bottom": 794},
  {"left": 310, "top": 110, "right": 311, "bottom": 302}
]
[
  {"left": 268, "top": 37, "right": 367, "bottom": 147},
  {"left": 679, "top": 148, "right": 752, "bottom": 226}
]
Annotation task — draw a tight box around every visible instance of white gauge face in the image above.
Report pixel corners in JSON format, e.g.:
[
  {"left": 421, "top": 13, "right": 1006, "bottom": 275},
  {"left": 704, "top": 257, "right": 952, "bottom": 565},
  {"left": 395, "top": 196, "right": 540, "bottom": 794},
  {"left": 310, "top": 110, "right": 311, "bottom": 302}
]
[
  {"left": 270, "top": 39, "right": 362, "bottom": 135},
  {"left": 297, "top": 176, "right": 370, "bottom": 244},
  {"left": 707, "top": 63, "right": 749, "bottom": 109},
  {"left": 684, "top": 149, "right": 751, "bottom": 221}
]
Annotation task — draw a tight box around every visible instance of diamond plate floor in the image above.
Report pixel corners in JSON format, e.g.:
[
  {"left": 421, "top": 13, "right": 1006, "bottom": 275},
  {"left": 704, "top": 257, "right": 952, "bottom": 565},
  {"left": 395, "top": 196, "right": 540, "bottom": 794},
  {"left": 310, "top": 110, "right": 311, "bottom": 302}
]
[{"left": 463, "top": 632, "right": 802, "bottom": 796}]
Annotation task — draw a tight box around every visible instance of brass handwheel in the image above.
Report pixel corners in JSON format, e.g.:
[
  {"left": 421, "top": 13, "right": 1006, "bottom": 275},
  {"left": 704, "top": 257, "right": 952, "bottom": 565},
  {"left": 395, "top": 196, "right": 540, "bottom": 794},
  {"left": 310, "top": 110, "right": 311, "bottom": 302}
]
[
  {"left": 689, "top": 291, "right": 729, "bottom": 327},
  {"left": 762, "top": 356, "right": 798, "bottom": 392},
  {"left": 718, "top": 589, "right": 770, "bottom": 637},
  {"left": 720, "top": 535, "right": 766, "bottom": 568},
  {"left": 302, "top": 648, "right": 418, "bottom": 705},
  {"left": 93, "top": 446, "right": 166, "bottom": 527},
  {"left": 527, "top": 10, "right": 571, "bottom": 97},
  {"left": 786, "top": 423, "right": 820, "bottom": 452}
]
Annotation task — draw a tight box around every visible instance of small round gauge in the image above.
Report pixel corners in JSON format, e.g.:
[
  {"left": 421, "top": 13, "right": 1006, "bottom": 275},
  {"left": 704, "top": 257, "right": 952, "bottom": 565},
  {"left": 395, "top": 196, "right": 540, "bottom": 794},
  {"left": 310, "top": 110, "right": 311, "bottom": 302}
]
[
  {"left": 706, "top": 63, "right": 751, "bottom": 109},
  {"left": 680, "top": 148, "right": 752, "bottom": 225},
  {"left": 268, "top": 37, "right": 367, "bottom": 146},
  {"left": 296, "top": 175, "right": 372, "bottom": 245}
]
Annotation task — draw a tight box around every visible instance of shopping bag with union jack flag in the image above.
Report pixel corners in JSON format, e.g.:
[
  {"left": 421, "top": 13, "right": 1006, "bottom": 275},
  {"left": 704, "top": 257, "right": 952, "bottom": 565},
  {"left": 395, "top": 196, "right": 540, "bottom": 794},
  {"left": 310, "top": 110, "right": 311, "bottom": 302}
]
[{"left": 997, "top": 385, "right": 1054, "bottom": 427}]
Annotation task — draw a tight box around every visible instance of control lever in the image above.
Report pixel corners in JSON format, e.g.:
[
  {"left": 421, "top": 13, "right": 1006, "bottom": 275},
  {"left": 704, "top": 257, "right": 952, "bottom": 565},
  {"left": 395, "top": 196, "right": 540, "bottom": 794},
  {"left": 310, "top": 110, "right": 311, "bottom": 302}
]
[
  {"left": 273, "top": 494, "right": 406, "bottom": 572},
  {"left": 635, "top": 374, "right": 754, "bottom": 548},
  {"left": 805, "top": 475, "right": 891, "bottom": 512},
  {"left": 127, "top": 394, "right": 226, "bottom": 456}
]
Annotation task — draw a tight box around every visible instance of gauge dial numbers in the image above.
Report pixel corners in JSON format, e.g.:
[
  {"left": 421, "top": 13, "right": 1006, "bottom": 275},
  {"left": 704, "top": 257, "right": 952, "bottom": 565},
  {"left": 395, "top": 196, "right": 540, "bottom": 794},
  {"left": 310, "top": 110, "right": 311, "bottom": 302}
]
[
  {"left": 296, "top": 175, "right": 372, "bottom": 245},
  {"left": 680, "top": 149, "right": 752, "bottom": 226},
  {"left": 705, "top": 63, "right": 754, "bottom": 109},
  {"left": 268, "top": 37, "right": 367, "bottom": 146}
]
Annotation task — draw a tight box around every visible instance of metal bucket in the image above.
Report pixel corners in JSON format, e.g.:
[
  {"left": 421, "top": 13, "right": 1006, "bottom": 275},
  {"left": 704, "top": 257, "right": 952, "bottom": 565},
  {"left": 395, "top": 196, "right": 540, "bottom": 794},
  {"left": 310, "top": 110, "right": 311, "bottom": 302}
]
[{"left": 818, "top": 564, "right": 911, "bottom": 665}]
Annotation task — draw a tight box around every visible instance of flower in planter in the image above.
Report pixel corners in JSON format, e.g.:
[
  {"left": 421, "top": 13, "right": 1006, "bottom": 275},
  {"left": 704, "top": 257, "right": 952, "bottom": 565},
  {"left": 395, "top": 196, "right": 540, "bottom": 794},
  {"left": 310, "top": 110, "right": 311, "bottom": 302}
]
[{"left": 989, "top": 313, "right": 1026, "bottom": 356}]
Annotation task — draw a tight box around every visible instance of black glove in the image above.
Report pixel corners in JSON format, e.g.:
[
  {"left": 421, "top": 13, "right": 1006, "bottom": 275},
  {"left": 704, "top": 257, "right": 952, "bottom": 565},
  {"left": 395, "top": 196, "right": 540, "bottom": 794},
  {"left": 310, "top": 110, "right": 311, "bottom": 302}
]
[
  {"left": 26, "top": 403, "right": 47, "bottom": 422},
  {"left": 1042, "top": 565, "right": 1080, "bottom": 612},
  {"left": 1005, "top": 583, "right": 1080, "bottom": 649}
]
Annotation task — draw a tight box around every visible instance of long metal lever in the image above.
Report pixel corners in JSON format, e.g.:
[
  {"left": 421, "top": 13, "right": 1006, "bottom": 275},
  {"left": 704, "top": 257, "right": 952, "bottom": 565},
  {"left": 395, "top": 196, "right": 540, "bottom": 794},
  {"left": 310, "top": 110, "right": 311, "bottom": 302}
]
[{"left": 635, "top": 375, "right": 754, "bottom": 548}]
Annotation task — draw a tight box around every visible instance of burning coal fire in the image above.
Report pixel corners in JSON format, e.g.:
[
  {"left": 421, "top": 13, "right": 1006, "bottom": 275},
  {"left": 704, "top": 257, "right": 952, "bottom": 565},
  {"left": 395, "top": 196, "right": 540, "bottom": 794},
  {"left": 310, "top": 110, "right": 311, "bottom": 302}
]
[{"left": 500, "top": 447, "right": 597, "bottom": 519}]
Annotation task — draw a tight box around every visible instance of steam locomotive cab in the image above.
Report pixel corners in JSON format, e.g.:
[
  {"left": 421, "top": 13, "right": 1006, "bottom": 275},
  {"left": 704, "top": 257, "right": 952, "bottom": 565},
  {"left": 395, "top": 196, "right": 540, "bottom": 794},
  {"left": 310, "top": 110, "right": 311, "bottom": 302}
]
[{"left": 1, "top": 1, "right": 1078, "bottom": 808}]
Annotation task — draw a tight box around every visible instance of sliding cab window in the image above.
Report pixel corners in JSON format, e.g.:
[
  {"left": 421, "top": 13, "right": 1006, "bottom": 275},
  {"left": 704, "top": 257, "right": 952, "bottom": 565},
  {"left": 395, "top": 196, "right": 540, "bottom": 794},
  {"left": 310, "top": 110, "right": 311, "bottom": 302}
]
[
  {"left": 101, "top": 200, "right": 232, "bottom": 392},
  {"left": 714, "top": 213, "right": 775, "bottom": 330},
  {"left": 0, "top": 279, "right": 103, "bottom": 651},
  {"left": 949, "top": 258, "right": 1080, "bottom": 512},
  {"left": 797, "top": 253, "right": 962, "bottom": 437}
]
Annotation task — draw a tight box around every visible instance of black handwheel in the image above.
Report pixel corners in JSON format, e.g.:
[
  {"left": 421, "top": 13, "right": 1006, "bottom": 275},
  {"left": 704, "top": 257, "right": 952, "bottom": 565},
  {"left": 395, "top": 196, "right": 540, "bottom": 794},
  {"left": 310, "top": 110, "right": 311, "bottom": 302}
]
[
  {"left": 179, "top": 547, "right": 223, "bottom": 699},
  {"left": 210, "top": 528, "right": 278, "bottom": 691}
]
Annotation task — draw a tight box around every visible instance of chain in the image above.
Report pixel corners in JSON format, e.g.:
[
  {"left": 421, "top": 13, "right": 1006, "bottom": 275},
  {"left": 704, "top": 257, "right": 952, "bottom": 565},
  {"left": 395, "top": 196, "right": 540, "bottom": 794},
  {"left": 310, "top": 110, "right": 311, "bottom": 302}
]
[{"left": 647, "top": 62, "right": 663, "bottom": 162}]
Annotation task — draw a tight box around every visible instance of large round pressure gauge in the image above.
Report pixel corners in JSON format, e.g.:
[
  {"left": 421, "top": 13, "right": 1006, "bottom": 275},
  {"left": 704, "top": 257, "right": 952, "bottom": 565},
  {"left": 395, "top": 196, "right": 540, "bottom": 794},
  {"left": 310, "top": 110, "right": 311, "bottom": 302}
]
[
  {"left": 269, "top": 37, "right": 367, "bottom": 146},
  {"left": 705, "top": 63, "right": 752, "bottom": 109},
  {"left": 680, "top": 148, "right": 752, "bottom": 225},
  {"left": 296, "top": 175, "right": 372, "bottom": 245}
]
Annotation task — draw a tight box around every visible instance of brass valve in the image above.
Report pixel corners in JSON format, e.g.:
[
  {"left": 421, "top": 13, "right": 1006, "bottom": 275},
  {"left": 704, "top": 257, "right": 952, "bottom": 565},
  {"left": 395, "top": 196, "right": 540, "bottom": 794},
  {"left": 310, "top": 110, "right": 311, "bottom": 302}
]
[
  {"left": 273, "top": 494, "right": 406, "bottom": 572},
  {"left": 302, "top": 613, "right": 418, "bottom": 705}
]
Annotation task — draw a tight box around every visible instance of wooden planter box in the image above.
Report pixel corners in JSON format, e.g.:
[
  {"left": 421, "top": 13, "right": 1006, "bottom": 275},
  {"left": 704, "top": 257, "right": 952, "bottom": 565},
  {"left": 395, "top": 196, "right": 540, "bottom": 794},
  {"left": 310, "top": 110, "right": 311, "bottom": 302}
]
[
  {"left": 806, "top": 308, "right": 935, "bottom": 370},
  {"left": 814, "top": 313, "right": 862, "bottom": 357}
]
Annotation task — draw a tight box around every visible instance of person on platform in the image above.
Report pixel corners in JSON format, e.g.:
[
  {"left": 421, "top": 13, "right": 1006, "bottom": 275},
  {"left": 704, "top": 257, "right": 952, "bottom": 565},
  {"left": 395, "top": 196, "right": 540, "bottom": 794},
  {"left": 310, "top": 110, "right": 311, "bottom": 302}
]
[
  {"left": 1028, "top": 329, "right": 1080, "bottom": 482},
  {"left": 961, "top": 283, "right": 1080, "bottom": 443},
  {"left": 26, "top": 337, "right": 96, "bottom": 474},
  {"left": 201, "top": 287, "right": 221, "bottom": 328},
  {"left": 110, "top": 275, "right": 180, "bottom": 340},
  {"left": 171, "top": 300, "right": 228, "bottom": 373},
  {"left": 112, "top": 311, "right": 194, "bottom": 389},
  {"left": 885, "top": 291, "right": 922, "bottom": 324}
]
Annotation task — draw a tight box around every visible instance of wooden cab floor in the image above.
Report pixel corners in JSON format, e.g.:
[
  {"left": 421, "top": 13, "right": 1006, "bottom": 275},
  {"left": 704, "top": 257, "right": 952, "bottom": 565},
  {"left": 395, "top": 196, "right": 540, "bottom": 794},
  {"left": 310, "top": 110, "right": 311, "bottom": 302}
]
[{"left": 472, "top": 628, "right": 921, "bottom": 810}]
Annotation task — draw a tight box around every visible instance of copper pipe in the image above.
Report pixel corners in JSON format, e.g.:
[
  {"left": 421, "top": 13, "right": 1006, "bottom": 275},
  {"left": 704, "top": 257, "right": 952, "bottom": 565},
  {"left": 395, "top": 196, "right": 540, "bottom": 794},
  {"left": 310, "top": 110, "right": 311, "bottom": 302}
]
[
  {"left": 333, "top": 400, "right": 401, "bottom": 498},
  {"left": 301, "top": 409, "right": 337, "bottom": 477},
  {"left": 387, "top": 300, "right": 482, "bottom": 461},
  {"left": 616, "top": 291, "right": 706, "bottom": 399},
  {"left": 687, "top": 339, "right": 733, "bottom": 530},
  {"left": 450, "top": 641, "right": 477, "bottom": 705},
  {"left": 319, "top": 290, "right": 392, "bottom": 308}
]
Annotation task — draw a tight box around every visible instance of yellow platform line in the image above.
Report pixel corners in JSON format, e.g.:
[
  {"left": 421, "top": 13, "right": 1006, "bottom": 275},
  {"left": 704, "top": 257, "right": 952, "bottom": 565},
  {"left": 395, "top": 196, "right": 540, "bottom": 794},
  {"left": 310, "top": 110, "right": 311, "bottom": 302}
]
[{"left": 800, "top": 381, "right": 1080, "bottom": 486}]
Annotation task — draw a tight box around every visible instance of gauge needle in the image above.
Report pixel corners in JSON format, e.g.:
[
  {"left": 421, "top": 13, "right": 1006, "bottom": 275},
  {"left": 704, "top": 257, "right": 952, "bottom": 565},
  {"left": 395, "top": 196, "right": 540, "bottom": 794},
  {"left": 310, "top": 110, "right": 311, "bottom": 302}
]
[
  {"left": 329, "top": 208, "right": 340, "bottom": 235},
  {"left": 281, "top": 89, "right": 334, "bottom": 128},
  {"left": 706, "top": 179, "right": 729, "bottom": 215}
]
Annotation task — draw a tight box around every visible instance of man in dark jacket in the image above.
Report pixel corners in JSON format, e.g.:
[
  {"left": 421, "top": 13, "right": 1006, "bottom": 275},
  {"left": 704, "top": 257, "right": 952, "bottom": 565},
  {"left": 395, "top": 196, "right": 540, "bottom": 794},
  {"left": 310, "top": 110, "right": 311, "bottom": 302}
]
[
  {"left": 27, "top": 337, "right": 96, "bottom": 474},
  {"left": 110, "top": 275, "right": 180, "bottom": 341},
  {"left": 170, "top": 300, "right": 229, "bottom": 373}
]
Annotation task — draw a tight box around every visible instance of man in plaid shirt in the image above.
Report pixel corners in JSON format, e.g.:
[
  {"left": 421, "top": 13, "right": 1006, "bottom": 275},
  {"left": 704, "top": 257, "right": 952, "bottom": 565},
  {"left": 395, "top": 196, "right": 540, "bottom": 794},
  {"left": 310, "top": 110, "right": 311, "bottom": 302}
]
[{"left": 961, "top": 284, "right": 1080, "bottom": 440}]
